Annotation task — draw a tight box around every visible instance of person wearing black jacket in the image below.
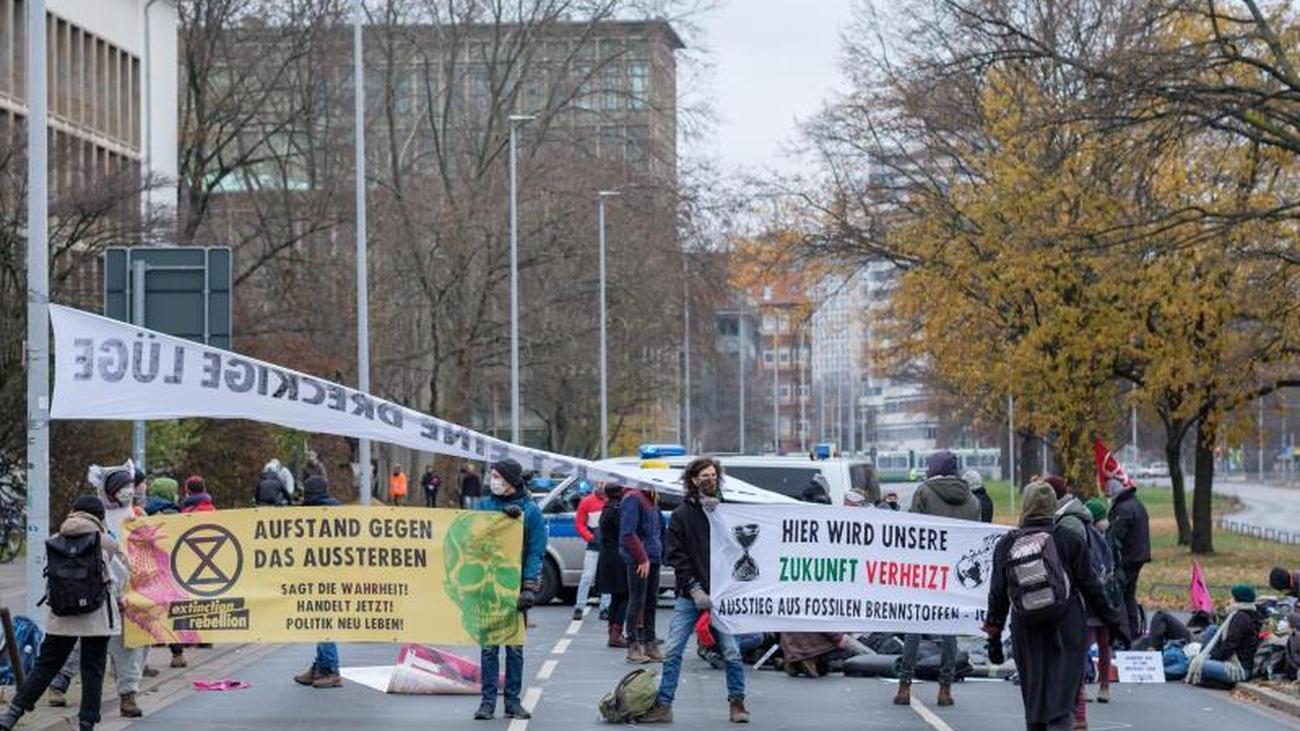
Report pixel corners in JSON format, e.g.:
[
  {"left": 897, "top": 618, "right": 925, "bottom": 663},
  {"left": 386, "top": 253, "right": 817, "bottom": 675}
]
[
  {"left": 460, "top": 464, "right": 482, "bottom": 509},
  {"left": 596, "top": 485, "right": 629, "bottom": 648},
  {"left": 962, "top": 469, "right": 995, "bottom": 523},
  {"left": 1107, "top": 478, "right": 1151, "bottom": 638},
  {"left": 294, "top": 476, "right": 343, "bottom": 689},
  {"left": 985, "top": 481, "right": 1128, "bottom": 731},
  {"left": 639, "top": 458, "right": 749, "bottom": 725}
]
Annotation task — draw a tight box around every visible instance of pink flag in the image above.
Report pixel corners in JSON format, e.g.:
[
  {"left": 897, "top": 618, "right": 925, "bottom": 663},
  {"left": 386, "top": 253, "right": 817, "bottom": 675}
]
[{"left": 1190, "top": 561, "right": 1214, "bottom": 614}]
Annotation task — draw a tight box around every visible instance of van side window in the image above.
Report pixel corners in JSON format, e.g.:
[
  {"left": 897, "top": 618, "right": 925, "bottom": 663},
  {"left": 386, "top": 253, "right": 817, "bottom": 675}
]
[{"left": 724, "top": 467, "right": 821, "bottom": 499}]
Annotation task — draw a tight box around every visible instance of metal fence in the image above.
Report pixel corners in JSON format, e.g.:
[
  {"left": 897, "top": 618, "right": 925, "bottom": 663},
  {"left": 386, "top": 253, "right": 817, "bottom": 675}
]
[{"left": 1216, "top": 517, "right": 1300, "bottom": 545}]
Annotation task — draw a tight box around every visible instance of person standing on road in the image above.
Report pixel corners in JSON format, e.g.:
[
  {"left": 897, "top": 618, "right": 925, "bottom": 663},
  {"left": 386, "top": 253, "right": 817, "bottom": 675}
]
[
  {"left": 1083, "top": 499, "right": 1123, "bottom": 705},
  {"left": 640, "top": 458, "right": 749, "bottom": 724},
  {"left": 473, "top": 459, "right": 546, "bottom": 721},
  {"left": 100, "top": 468, "right": 147, "bottom": 718},
  {"left": 597, "top": 484, "right": 630, "bottom": 649},
  {"left": 389, "top": 465, "right": 408, "bottom": 506},
  {"left": 573, "top": 482, "right": 610, "bottom": 621},
  {"left": 620, "top": 479, "right": 664, "bottom": 664},
  {"left": 1106, "top": 477, "right": 1150, "bottom": 639},
  {"left": 895, "top": 450, "right": 981, "bottom": 708},
  {"left": 421, "top": 465, "right": 441, "bottom": 508},
  {"left": 963, "top": 469, "right": 994, "bottom": 523},
  {"left": 294, "top": 475, "right": 344, "bottom": 689},
  {"left": 460, "top": 464, "right": 482, "bottom": 509},
  {"left": 0, "top": 496, "right": 120, "bottom": 731},
  {"left": 984, "top": 481, "right": 1128, "bottom": 731}
]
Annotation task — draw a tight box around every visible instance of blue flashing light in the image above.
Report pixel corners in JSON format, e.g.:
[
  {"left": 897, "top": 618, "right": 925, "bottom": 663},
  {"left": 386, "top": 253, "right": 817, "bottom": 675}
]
[{"left": 639, "top": 443, "right": 687, "bottom": 459}]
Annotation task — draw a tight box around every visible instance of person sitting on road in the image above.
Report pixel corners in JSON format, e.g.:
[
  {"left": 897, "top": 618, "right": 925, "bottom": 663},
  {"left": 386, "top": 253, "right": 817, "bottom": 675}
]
[
  {"left": 1188, "top": 584, "right": 1263, "bottom": 690},
  {"left": 1269, "top": 566, "right": 1300, "bottom": 599}
]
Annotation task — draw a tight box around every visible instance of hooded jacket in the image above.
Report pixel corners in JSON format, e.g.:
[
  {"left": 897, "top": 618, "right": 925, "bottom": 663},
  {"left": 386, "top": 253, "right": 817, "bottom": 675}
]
[
  {"left": 476, "top": 488, "right": 546, "bottom": 585},
  {"left": 1108, "top": 488, "right": 1151, "bottom": 568},
  {"left": 1055, "top": 495, "right": 1092, "bottom": 543},
  {"left": 619, "top": 489, "right": 663, "bottom": 565},
  {"left": 45, "top": 512, "right": 122, "bottom": 637},
  {"left": 909, "top": 475, "right": 981, "bottom": 521}
]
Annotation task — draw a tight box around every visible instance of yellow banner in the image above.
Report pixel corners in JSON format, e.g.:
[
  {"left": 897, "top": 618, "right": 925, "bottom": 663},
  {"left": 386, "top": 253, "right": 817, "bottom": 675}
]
[{"left": 120, "top": 507, "right": 525, "bottom": 648}]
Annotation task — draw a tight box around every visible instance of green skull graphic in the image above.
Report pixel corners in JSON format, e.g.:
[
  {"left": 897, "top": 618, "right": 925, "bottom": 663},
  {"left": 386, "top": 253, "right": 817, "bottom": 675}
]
[{"left": 443, "top": 513, "right": 522, "bottom": 645}]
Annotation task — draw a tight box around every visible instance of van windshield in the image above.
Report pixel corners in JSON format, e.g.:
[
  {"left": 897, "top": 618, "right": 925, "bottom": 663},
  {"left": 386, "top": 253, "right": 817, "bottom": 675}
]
[{"left": 723, "top": 466, "right": 821, "bottom": 500}]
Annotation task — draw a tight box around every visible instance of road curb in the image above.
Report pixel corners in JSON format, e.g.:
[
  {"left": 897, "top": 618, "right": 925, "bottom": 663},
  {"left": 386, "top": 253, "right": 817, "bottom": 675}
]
[{"left": 1235, "top": 682, "right": 1300, "bottom": 720}]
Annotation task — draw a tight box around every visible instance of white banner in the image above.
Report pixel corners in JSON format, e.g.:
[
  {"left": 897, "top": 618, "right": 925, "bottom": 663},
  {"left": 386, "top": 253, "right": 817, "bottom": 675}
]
[
  {"left": 709, "top": 504, "right": 1010, "bottom": 635},
  {"left": 49, "top": 305, "right": 654, "bottom": 490}
]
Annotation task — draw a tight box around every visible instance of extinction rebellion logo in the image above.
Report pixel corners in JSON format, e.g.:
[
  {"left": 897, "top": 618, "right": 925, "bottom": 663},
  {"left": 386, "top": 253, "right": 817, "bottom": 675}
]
[
  {"left": 168, "top": 524, "right": 251, "bottom": 631},
  {"left": 731, "top": 524, "right": 761, "bottom": 581}
]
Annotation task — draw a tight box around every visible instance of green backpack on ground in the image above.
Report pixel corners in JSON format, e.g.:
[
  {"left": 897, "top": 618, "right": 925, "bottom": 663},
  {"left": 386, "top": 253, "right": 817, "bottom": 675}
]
[{"left": 599, "top": 668, "right": 660, "bottom": 723}]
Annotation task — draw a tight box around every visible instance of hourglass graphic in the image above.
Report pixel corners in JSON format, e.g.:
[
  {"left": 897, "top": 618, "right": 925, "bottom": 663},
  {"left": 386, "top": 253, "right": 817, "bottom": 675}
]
[{"left": 732, "top": 524, "right": 760, "bottom": 582}]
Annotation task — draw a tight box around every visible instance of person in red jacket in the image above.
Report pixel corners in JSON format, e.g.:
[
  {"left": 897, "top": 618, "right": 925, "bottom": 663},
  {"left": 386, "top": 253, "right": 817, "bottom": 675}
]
[
  {"left": 572, "top": 483, "right": 610, "bottom": 621},
  {"left": 179, "top": 476, "right": 216, "bottom": 513}
]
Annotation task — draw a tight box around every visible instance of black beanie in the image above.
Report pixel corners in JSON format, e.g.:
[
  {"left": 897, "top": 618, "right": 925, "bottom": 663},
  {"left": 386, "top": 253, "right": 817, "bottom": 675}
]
[
  {"left": 104, "top": 469, "right": 133, "bottom": 495},
  {"left": 1270, "top": 567, "right": 1292, "bottom": 591},
  {"left": 73, "top": 494, "right": 106, "bottom": 521},
  {"left": 491, "top": 459, "right": 525, "bottom": 490}
]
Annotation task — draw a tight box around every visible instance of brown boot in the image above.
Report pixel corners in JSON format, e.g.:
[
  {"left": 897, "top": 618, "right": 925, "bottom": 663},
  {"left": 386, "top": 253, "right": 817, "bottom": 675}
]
[
  {"left": 119, "top": 693, "right": 143, "bottom": 718},
  {"left": 798, "top": 660, "right": 820, "bottom": 678},
  {"left": 313, "top": 671, "right": 342, "bottom": 689},
  {"left": 608, "top": 624, "right": 629, "bottom": 649},
  {"left": 643, "top": 641, "right": 665, "bottom": 662},
  {"left": 294, "top": 666, "right": 321, "bottom": 686},
  {"left": 892, "top": 681, "right": 912, "bottom": 706},
  {"left": 626, "top": 642, "right": 650, "bottom": 664},
  {"left": 639, "top": 703, "right": 673, "bottom": 723},
  {"left": 937, "top": 684, "right": 954, "bottom": 707},
  {"left": 729, "top": 700, "right": 751, "bottom": 723},
  {"left": 171, "top": 653, "right": 188, "bottom": 669}
]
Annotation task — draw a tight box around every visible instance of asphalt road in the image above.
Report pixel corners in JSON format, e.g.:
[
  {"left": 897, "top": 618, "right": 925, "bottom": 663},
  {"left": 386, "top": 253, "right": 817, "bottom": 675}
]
[
  {"left": 114, "top": 604, "right": 1300, "bottom": 731},
  {"left": 1214, "top": 479, "right": 1300, "bottom": 543}
]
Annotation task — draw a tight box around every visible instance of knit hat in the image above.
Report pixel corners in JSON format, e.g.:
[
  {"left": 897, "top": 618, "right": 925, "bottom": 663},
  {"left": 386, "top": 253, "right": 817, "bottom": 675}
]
[
  {"left": 926, "top": 450, "right": 958, "bottom": 478},
  {"left": 1085, "top": 498, "right": 1108, "bottom": 523},
  {"left": 185, "top": 475, "right": 206, "bottom": 495},
  {"left": 961, "top": 468, "right": 984, "bottom": 490},
  {"left": 72, "top": 494, "right": 105, "bottom": 521},
  {"left": 1020, "top": 481, "right": 1057, "bottom": 525},
  {"left": 491, "top": 459, "right": 525, "bottom": 490},
  {"left": 1045, "top": 475, "right": 1070, "bottom": 499},
  {"left": 1231, "top": 584, "right": 1257, "bottom": 604},
  {"left": 1270, "top": 567, "right": 1292, "bottom": 591},
  {"left": 148, "top": 476, "right": 179, "bottom": 503},
  {"left": 104, "top": 469, "right": 134, "bottom": 496}
]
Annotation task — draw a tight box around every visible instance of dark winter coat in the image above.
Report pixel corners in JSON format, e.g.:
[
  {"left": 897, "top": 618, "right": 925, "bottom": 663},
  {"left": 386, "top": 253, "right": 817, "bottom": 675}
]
[
  {"left": 460, "top": 472, "right": 482, "bottom": 499},
  {"left": 909, "top": 475, "right": 981, "bottom": 522},
  {"left": 1210, "top": 604, "right": 1263, "bottom": 674},
  {"left": 619, "top": 489, "right": 663, "bottom": 565},
  {"left": 596, "top": 498, "right": 629, "bottom": 596},
  {"left": 302, "top": 476, "right": 340, "bottom": 507},
  {"left": 987, "top": 517, "right": 1124, "bottom": 725},
  {"left": 1108, "top": 489, "right": 1151, "bottom": 568},
  {"left": 665, "top": 494, "right": 712, "bottom": 596},
  {"left": 972, "top": 487, "right": 994, "bottom": 523}
]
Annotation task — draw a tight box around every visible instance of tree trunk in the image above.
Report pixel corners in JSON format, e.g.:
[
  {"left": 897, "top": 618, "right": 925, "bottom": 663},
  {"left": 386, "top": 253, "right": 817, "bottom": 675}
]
[
  {"left": 1164, "top": 418, "right": 1191, "bottom": 546},
  {"left": 1191, "top": 418, "right": 1216, "bottom": 554}
]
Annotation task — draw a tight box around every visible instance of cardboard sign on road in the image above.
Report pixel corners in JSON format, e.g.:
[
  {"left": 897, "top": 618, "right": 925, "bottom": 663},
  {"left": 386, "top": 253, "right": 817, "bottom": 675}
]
[{"left": 1115, "top": 651, "right": 1166, "bottom": 683}]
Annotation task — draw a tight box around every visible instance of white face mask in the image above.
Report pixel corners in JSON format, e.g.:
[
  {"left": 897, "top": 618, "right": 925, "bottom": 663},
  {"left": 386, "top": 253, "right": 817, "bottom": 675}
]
[
  {"left": 114, "top": 488, "right": 134, "bottom": 507},
  {"left": 489, "top": 475, "right": 509, "bottom": 496}
]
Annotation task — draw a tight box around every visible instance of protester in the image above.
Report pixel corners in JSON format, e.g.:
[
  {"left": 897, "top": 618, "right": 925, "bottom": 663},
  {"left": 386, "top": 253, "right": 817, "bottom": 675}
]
[
  {"left": 877, "top": 490, "right": 901, "bottom": 511},
  {"left": 473, "top": 459, "right": 546, "bottom": 721},
  {"left": 963, "top": 469, "right": 994, "bottom": 523},
  {"left": 620, "top": 477, "right": 664, "bottom": 664},
  {"left": 895, "top": 449, "right": 980, "bottom": 708},
  {"left": 294, "top": 475, "right": 343, "bottom": 689},
  {"left": 255, "top": 459, "right": 293, "bottom": 506},
  {"left": 799, "top": 474, "right": 832, "bottom": 504},
  {"left": 421, "top": 465, "right": 441, "bottom": 508},
  {"left": 97, "top": 467, "right": 147, "bottom": 718},
  {"left": 388, "top": 465, "right": 408, "bottom": 506},
  {"left": 1084, "top": 498, "right": 1123, "bottom": 705},
  {"left": 597, "top": 484, "right": 630, "bottom": 649},
  {"left": 1269, "top": 566, "right": 1300, "bottom": 599},
  {"left": 1187, "top": 584, "right": 1263, "bottom": 689},
  {"left": 573, "top": 482, "right": 610, "bottom": 621},
  {"left": 179, "top": 476, "right": 216, "bottom": 514},
  {"left": 1046, "top": 476, "right": 1090, "bottom": 542},
  {"left": 0, "top": 496, "right": 119, "bottom": 731},
  {"left": 144, "top": 476, "right": 180, "bottom": 516},
  {"left": 460, "top": 464, "right": 482, "bottom": 509},
  {"left": 1107, "top": 477, "right": 1151, "bottom": 639},
  {"left": 640, "top": 458, "right": 749, "bottom": 724}
]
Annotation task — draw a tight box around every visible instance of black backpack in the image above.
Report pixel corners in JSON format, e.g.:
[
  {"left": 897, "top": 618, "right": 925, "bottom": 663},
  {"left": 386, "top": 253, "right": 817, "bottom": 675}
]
[
  {"left": 1004, "top": 527, "right": 1072, "bottom": 623},
  {"left": 255, "top": 470, "right": 287, "bottom": 506},
  {"left": 43, "top": 532, "right": 110, "bottom": 622}
]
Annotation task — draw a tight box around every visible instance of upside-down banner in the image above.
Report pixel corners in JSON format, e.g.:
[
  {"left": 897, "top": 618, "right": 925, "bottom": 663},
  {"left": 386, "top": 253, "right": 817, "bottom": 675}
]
[
  {"left": 121, "top": 507, "right": 524, "bottom": 648},
  {"left": 708, "top": 504, "right": 1010, "bottom": 635}
]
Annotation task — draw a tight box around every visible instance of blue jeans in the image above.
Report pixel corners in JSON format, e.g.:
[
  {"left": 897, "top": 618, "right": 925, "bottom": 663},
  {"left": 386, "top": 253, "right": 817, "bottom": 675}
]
[
  {"left": 480, "top": 645, "right": 524, "bottom": 707},
  {"left": 657, "top": 597, "right": 745, "bottom": 706},
  {"left": 314, "top": 643, "right": 339, "bottom": 673}
]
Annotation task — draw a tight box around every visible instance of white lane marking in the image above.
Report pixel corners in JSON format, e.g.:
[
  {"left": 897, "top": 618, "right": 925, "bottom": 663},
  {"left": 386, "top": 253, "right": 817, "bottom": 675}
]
[
  {"left": 507, "top": 719, "right": 528, "bottom": 731},
  {"left": 566, "top": 619, "right": 583, "bottom": 635},
  {"left": 538, "top": 659, "right": 558, "bottom": 680},
  {"left": 910, "top": 698, "right": 956, "bottom": 731},
  {"left": 552, "top": 638, "right": 572, "bottom": 654},
  {"left": 523, "top": 686, "right": 542, "bottom": 711}
]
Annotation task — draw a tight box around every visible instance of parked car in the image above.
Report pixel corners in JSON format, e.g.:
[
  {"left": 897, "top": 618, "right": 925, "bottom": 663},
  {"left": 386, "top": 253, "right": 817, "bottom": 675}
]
[
  {"left": 535, "top": 464, "right": 795, "bottom": 605},
  {"left": 1131, "top": 463, "right": 1170, "bottom": 480}
]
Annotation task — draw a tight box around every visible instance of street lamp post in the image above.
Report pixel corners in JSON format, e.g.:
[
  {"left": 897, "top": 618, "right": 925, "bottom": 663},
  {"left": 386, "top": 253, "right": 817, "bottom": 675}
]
[
  {"left": 26, "top": 0, "right": 51, "bottom": 622},
  {"left": 597, "top": 190, "right": 620, "bottom": 459},
  {"left": 508, "top": 114, "right": 535, "bottom": 445},
  {"left": 353, "top": 0, "right": 372, "bottom": 504}
]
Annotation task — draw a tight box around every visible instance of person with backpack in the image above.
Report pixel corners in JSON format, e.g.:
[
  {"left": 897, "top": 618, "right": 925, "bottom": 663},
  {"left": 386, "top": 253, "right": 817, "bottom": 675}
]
[
  {"left": 1106, "top": 477, "right": 1150, "bottom": 641},
  {"left": 895, "top": 450, "right": 981, "bottom": 708},
  {"left": 0, "top": 495, "right": 121, "bottom": 731},
  {"left": 573, "top": 482, "right": 610, "bottom": 621},
  {"left": 620, "top": 478, "right": 665, "bottom": 664},
  {"left": 473, "top": 459, "right": 546, "bottom": 721},
  {"left": 255, "top": 460, "right": 293, "bottom": 506},
  {"left": 1082, "top": 498, "right": 1123, "bottom": 707},
  {"left": 640, "top": 458, "right": 750, "bottom": 724},
  {"left": 597, "top": 484, "right": 630, "bottom": 649},
  {"left": 963, "top": 469, "right": 995, "bottom": 523},
  {"left": 421, "top": 466, "right": 441, "bottom": 508},
  {"left": 985, "top": 481, "right": 1128, "bottom": 731},
  {"left": 179, "top": 475, "right": 216, "bottom": 513}
]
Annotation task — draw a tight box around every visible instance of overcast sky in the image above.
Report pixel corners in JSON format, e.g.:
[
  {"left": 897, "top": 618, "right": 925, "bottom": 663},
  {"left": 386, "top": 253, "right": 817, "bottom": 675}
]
[{"left": 699, "top": 0, "right": 857, "bottom": 176}]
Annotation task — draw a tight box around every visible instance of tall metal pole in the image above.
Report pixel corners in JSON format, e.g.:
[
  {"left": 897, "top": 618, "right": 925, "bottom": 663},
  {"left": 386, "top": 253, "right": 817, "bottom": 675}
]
[
  {"left": 799, "top": 328, "right": 807, "bottom": 454},
  {"left": 26, "top": 0, "right": 50, "bottom": 623},
  {"left": 772, "top": 314, "right": 779, "bottom": 453},
  {"left": 132, "top": 261, "right": 147, "bottom": 470},
  {"left": 1130, "top": 403, "right": 1138, "bottom": 465},
  {"left": 738, "top": 314, "right": 746, "bottom": 454},
  {"left": 508, "top": 114, "right": 534, "bottom": 446},
  {"left": 848, "top": 353, "right": 857, "bottom": 456},
  {"left": 1259, "top": 395, "right": 1266, "bottom": 476},
  {"left": 353, "top": 0, "right": 371, "bottom": 505},
  {"left": 1007, "top": 394, "right": 1016, "bottom": 515},
  {"left": 597, "top": 191, "right": 619, "bottom": 459},
  {"left": 682, "top": 264, "right": 692, "bottom": 452}
]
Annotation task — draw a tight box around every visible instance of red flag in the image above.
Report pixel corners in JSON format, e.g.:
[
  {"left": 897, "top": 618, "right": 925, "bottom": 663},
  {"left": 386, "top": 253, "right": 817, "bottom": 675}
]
[
  {"left": 1190, "top": 561, "right": 1214, "bottom": 614},
  {"left": 1093, "top": 437, "right": 1133, "bottom": 493}
]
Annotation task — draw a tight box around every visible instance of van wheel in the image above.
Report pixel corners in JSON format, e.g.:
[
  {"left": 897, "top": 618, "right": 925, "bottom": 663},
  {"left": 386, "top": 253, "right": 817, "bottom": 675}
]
[{"left": 536, "top": 557, "right": 561, "bottom": 606}]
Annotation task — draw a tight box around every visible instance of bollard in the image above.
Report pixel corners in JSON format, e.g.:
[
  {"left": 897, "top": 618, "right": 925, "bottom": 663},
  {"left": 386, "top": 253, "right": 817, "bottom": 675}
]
[{"left": 0, "top": 607, "right": 24, "bottom": 686}]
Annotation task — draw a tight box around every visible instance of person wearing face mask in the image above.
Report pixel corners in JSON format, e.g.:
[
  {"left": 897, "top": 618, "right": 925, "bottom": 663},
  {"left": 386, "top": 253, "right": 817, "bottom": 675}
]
[
  {"left": 640, "top": 458, "right": 750, "bottom": 724},
  {"left": 473, "top": 459, "right": 546, "bottom": 721},
  {"left": 1105, "top": 477, "right": 1150, "bottom": 640},
  {"left": 877, "top": 491, "right": 901, "bottom": 511}
]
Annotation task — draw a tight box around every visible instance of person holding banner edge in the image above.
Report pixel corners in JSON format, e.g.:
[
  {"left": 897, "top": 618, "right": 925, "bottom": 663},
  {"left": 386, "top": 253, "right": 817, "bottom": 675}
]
[
  {"left": 474, "top": 458, "right": 546, "bottom": 721},
  {"left": 639, "top": 457, "right": 750, "bottom": 725}
]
